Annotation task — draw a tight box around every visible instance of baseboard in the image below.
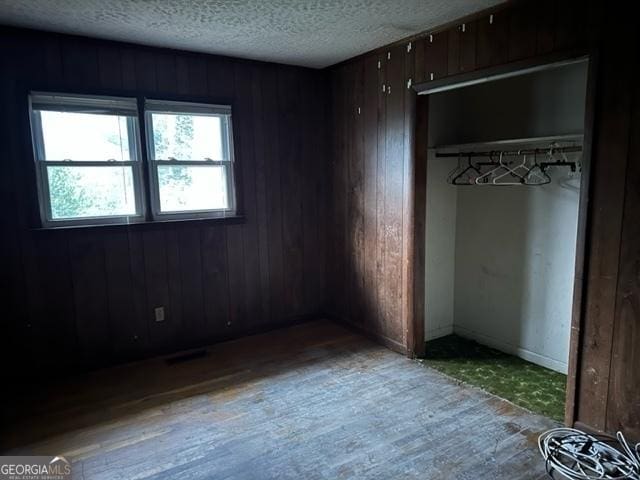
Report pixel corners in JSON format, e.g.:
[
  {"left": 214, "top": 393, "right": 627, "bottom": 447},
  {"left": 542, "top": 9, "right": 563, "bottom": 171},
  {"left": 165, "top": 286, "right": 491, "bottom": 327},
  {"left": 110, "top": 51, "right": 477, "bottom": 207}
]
[
  {"left": 453, "top": 325, "right": 568, "bottom": 374},
  {"left": 10, "top": 314, "right": 324, "bottom": 383},
  {"left": 327, "top": 315, "right": 408, "bottom": 356},
  {"left": 425, "top": 324, "right": 454, "bottom": 341}
]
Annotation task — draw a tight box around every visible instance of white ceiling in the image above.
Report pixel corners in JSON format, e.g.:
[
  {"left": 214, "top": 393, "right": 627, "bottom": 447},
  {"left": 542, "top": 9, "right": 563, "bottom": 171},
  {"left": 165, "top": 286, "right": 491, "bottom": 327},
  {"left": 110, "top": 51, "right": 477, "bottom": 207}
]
[{"left": 0, "top": 0, "right": 504, "bottom": 69}]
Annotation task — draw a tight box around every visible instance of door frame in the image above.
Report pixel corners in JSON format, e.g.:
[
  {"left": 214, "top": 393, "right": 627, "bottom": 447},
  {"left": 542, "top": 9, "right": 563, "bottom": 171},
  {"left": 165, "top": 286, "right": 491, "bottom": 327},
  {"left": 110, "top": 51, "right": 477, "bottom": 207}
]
[{"left": 407, "top": 47, "right": 599, "bottom": 427}]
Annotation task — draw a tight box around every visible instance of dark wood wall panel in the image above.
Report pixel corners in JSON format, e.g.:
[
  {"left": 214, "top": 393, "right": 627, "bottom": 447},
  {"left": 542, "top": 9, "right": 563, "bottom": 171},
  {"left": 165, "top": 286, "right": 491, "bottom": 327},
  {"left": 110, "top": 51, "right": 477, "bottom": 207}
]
[
  {"left": 2, "top": 0, "right": 638, "bottom": 443},
  {"left": 328, "top": 0, "right": 639, "bottom": 440},
  {"left": 383, "top": 45, "right": 406, "bottom": 344},
  {"left": 277, "top": 67, "right": 305, "bottom": 319},
  {"left": 476, "top": 11, "right": 509, "bottom": 68},
  {"left": 1, "top": 27, "right": 328, "bottom": 376},
  {"left": 606, "top": 58, "right": 640, "bottom": 439},
  {"left": 328, "top": 46, "right": 412, "bottom": 352},
  {"left": 574, "top": 14, "right": 635, "bottom": 432},
  {"left": 362, "top": 55, "right": 379, "bottom": 331},
  {"left": 348, "top": 60, "right": 365, "bottom": 328}
]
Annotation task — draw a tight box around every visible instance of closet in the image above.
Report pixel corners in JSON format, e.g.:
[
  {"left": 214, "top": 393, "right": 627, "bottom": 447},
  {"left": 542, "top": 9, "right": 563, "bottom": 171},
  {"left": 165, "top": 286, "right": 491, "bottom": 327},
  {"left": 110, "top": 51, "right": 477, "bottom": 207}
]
[{"left": 424, "top": 59, "right": 588, "bottom": 375}]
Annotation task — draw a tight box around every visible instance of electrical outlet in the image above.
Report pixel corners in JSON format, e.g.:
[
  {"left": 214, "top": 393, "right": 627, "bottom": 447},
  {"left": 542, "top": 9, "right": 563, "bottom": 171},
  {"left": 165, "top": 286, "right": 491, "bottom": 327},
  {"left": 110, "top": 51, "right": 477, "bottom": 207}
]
[{"left": 154, "top": 306, "right": 165, "bottom": 322}]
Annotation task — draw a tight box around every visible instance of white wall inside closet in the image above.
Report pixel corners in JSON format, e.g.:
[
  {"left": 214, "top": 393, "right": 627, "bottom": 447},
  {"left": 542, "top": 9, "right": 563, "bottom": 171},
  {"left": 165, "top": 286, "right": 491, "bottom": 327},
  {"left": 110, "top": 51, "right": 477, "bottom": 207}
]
[{"left": 424, "top": 61, "right": 588, "bottom": 374}]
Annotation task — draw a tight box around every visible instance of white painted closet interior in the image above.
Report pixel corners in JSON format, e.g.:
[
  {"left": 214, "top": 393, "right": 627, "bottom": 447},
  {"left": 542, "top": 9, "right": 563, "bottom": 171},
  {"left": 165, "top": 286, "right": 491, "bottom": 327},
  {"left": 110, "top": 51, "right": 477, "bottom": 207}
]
[{"left": 424, "top": 60, "right": 588, "bottom": 374}]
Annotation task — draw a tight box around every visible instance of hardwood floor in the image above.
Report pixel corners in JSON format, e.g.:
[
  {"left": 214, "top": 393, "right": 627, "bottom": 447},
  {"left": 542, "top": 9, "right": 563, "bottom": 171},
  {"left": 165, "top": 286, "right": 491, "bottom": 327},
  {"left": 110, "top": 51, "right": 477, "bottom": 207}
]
[{"left": 2, "top": 320, "right": 556, "bottom": 479}]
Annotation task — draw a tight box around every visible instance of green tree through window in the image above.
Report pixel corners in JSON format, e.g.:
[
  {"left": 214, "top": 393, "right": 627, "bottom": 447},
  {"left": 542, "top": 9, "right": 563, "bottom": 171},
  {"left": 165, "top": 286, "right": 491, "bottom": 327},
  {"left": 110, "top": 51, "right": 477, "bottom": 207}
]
[
  {"left": 154, "top": 115, "right": 194, "bottom": 207},
  {"left": 48, "top": 167, "right": 94, "bottom": 218}
]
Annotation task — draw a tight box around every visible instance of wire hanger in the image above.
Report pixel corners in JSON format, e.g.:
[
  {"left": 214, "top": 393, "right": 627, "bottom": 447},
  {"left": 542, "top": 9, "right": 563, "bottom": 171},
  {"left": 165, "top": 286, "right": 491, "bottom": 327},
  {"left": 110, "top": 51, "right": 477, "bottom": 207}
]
[
  {"left": 451, "top": 154, "right": 482, "bottom": 185},
  {"left": 541, "top": 145, "right": 577, "bottom": 172},
  {"left": 475, "top": 152, "right": 524, "bottom": 185},
  {"left": 524, "top": 152, "right": 551, "bottom": 185},
  {"left": 492, "top": 150, "right": 527, "bottom": 185},
  {"left": 474, "top": 151, "right": 502, "bottom": 185}
]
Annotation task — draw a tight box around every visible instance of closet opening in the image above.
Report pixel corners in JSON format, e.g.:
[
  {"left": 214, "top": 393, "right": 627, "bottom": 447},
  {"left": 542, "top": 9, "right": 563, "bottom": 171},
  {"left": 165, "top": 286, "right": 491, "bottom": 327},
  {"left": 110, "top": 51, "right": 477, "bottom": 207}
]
[{"left": 418, "top": 57, "right": 591, "bottom": 423}]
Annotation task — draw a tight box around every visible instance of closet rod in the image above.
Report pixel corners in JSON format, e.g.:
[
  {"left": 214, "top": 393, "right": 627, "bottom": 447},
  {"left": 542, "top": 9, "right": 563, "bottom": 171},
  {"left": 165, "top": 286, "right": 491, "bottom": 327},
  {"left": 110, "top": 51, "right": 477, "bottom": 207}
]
[{"left": 435, "top": 145, "right": 582, "bottom": 158}]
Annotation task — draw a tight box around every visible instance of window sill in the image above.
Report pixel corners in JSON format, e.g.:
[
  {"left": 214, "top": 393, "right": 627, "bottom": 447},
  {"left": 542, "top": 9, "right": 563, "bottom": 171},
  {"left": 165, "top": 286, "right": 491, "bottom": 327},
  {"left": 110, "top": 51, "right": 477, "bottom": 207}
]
[{"left": 31, "top": 215, "right": 246, "bottom": 232}]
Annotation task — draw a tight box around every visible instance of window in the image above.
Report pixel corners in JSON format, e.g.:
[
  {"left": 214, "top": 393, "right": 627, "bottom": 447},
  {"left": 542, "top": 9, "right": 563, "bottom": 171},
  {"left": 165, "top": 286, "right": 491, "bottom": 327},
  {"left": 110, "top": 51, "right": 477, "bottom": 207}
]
[
  {"left": 29, "top": 93, "right": 237, "bottom": 227},
  {"left": 145, "top": 100, "right": 236, "bottom": 219},
  {"left": 30, "top": 93, "right": 144, "bottom": 226}
]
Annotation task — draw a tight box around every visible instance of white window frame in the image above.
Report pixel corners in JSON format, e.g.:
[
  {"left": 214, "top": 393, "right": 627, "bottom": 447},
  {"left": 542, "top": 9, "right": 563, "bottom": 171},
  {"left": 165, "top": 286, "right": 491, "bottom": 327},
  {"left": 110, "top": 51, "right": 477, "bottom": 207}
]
[
  {"left": 29, "top": 92, "right": 146, "bottom": 227},
  {"left": 144, "top": 99, "right": 237, "bottom": 220}
]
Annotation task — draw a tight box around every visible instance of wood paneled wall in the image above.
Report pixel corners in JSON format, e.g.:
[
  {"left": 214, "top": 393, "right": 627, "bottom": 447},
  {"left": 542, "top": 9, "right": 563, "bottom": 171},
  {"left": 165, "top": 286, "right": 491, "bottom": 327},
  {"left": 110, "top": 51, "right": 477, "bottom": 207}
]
[
  {"left": 327, "top": 0, "right": 639, "bottom": 440},
  {"left": 0, "top": 0, "right": 637, "bottom": 442},
  {"left": 0, "top": 27, "right": 328, "bottom": 376}
]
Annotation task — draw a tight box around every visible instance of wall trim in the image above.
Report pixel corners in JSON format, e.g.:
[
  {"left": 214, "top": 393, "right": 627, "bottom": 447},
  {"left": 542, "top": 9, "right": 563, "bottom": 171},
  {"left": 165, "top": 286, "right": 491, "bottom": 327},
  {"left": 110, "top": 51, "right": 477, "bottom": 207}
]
[
  {"left": 454, "top": 325, "right": 568, "bottom": 374},
  {"left": 425, "top": 325, "right": 454, "bottom": 341}
]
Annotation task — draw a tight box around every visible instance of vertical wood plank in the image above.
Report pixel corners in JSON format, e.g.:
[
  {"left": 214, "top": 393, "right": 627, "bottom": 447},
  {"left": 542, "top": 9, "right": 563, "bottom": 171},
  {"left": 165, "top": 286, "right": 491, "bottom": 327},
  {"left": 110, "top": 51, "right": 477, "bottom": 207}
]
[
  {"left": 576, "top": 15, "right": 635, "bottom": 431},
  {"left": 312, "top": 71, "right": 329, "bottom": 313},
  {"left": 411, "top": 95, "right": 428, "bottom": 358},
  {"left": 207, "top": 56, "right": 235, "bottom": 101},
  {"left": 606, "top": 52, "right": 640, "bottom": 440},
  {"left": 250, "top": 64, "right": 271, "bottom": 325},
  {"left": 135, "top": 49, "right": 157, "bottom": 93},
  {"left": 97, "top": 45, "right": 123, "bottom": 90},
  {"left": 383, "top": 45, "right": 405, "bottom": 343},
  {"left": 555, "top": 0, "right": 587, "bottom": 50},
  {"left": 201, "top": 226, "right": 230, "bottom": 338},
  {"left": 363, "top": 54, "right": 379, "bottom": 327},
  {"left": 508, "top": 2, "right": 538, "bottom": 61},
  {"left": 262, "top": 65, "right": 285, "bottom": 322},
  {"left": 375, "top": 53, "right": 387, "bottom": 335},
  {"left": 277, "top": 67, "right": 305, "bottom": 318},
  {"left": 234, "top": 62, "right": 262, "bottom": 327},
  {"left": 448, "top": 21, "right": 477, "bottom": 75},
  {"left": 61, "top": 39, "right": 99, "bottom": 89},
  {"left": 142, "top": 229, "right": 172, "bottom": 351},
  {"left": 300, "top": 69, "right": 324, "bottom": 314},
  {"left": 42, "top": 35, "right": 64, "bottom": 88},
  {"left": 187, "top": 55, "right": 208, "bottom": 97},
  {"left": 177, "top": 227, "right": 205, "bottom": 342},
  {"left": 104, "top": 231, "right": 146, "bottom": 359},
  {"left": 423, "top": 31, "right": 448, "bottom": 82},
  {"left": 565, "top": 52, "right": 599, "bottom": 427},
  {"left": 476, "top": 11, "right": 509, "bottom": 69},
  {"left": 535, "top": 0, "right": 557, "bottom": 55},
  {"left": 459, "top": 20, "right": 477, "bottom": 73},
  {"left": 120, "top": 48, "right": 137, "bottom": 90},
  {"left": 155, "top": 52, "right": 178, "bottom": 94},
  {"left": 413, "top": 38, "right": 426, "bottom": 84},
  {"left": 447, "top": 26, "right": 461, "bottom": 76},
  {"left": 69, "top": 231, "right": 111, "bottom": 366},
  {"left": 127, "top": 230, "right": 149, "bottom": 352},
  {"left": 225, "top": 55, "right": 246, "bottom": 329},
  {"left": 349, "top": 59, "right": 365, "bottom": 326},
  {"left": 33, "top": 231, "right": 77, "bottom": 368},
  {"left": 402, "top": 41, "right": 416, "bottom": 349},
  {"left": 176, "top": 56, "right": 190, "bottom": 95},
  {"left": 164, "top": 229, "right": 184, "bottom": 349}
]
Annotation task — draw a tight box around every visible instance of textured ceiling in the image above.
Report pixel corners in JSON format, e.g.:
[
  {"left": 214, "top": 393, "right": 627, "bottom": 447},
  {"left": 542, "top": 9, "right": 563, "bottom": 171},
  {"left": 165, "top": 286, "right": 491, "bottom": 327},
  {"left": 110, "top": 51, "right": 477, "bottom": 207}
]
[{"left": 0, "top": 0, "right": 505, "bottom": 68}]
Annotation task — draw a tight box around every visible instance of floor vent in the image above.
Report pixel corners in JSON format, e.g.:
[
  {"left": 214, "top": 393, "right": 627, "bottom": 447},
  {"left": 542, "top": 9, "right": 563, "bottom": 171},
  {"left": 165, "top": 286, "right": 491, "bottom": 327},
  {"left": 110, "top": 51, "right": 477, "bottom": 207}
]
[{"left": 165, "top": 349, "right": 207, "bottom": 365}]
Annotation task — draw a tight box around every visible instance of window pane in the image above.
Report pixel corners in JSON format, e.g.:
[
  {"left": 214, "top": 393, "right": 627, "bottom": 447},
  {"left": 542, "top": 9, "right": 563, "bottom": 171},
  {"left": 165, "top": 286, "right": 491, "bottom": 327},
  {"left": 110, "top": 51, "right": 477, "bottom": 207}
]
[
  {"left": 150, "top": 113, "right": 224, "bottom": 160},
  {"left": 47, "top": 166, "right": 137, "bottom": 219},
  {"left": 157, "top": 165, "right": 228, "bottom": 212},
  {"left": 39, "top": 111, "right": 134, "bottom": 161}
]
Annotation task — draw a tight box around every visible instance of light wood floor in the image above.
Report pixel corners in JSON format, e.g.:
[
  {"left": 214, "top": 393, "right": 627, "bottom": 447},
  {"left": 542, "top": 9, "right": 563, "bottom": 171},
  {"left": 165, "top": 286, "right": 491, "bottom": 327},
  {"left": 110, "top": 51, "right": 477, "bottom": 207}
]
[{"left": 2, "top": 320, "right": 557, "bottom": 479}]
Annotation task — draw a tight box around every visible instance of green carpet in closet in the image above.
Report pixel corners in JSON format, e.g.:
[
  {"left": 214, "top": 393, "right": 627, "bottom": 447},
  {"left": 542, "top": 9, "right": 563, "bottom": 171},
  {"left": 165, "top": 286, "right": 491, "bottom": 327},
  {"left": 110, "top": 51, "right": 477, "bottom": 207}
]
[{"left": 418, "top": 335, "right": 566, "bottom": 422}]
